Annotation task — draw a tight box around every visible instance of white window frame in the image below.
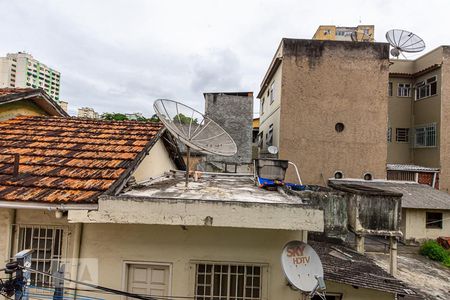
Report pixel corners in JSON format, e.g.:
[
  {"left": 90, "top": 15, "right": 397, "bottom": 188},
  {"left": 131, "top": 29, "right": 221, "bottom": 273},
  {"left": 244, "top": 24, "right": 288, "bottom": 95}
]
[
  {"left": 414, "top": 123, "right": 437, "bottom": 148},
  {"left": 191, "top": 261, "right": 268, "bottom": 300},
  {"left": 415, "top": 76, "right": 437, "bottom": 100},
  {"left": 257, "top": 132, "right": 263, "bottom": 148},
  {"left": 266, "top": 124, "right": 274, "bottom": 146},
  {"left": 397, "top": 83, "right": 411, "bottom": 97}
]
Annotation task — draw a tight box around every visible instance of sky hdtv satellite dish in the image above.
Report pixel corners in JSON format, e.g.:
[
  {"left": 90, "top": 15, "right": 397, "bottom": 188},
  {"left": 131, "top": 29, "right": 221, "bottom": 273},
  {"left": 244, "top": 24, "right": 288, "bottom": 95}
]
[
  {"left": 385, "top": 29, "right": 425, "bottom": 59},
  {"left": 268, "top": 145, "right": 278, "bottom": 155},
  {"left": 153, "top": 99, "right": 237, "bottom": 186},
  {"left": 281, "top": 241, "right": 326, "bottom": 298}
]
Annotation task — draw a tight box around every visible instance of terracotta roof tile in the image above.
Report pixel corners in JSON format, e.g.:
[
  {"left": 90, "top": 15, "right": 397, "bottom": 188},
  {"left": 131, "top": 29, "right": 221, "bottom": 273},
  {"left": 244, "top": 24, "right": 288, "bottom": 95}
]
[
  {"left": 0, "top": 88, "right": 35, "bottom": 97},
  {"left": 0, "top": 116, "right": 163, "bottom": 203}
]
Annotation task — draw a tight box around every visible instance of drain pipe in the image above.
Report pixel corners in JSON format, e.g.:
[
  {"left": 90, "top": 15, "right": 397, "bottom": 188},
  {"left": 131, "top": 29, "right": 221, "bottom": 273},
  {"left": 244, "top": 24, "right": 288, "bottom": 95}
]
[
  {"left": 70, "top": 223, "right": 83, "bottom": 297},
  {"left": 288, "top": 161, "right": 303, "bottom": 185},
  {"left": 6, "top": 209, "right": 16, "bottom": 261}
]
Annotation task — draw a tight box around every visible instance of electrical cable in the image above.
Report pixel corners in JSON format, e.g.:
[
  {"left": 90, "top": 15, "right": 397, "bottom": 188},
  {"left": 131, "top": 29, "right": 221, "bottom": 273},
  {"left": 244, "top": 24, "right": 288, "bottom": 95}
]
[{"left": 24, "top": 267, "right": 197, "bottom": 300}]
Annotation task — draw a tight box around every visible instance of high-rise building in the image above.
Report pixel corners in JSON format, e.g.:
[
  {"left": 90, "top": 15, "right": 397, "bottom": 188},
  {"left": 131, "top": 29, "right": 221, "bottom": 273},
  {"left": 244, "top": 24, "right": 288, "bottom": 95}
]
[
  {"left": 0, "top": 52, "right": 61, "bottom": 102},
  {"left": 313, "top": 25, "right": 375, "bottom": 42}
]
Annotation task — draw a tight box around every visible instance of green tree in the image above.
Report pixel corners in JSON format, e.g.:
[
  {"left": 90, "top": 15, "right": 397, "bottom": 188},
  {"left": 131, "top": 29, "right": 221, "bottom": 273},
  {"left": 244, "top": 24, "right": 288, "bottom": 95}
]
[{"left": 173, "top": 113, "right": 198, "bottom": 125}]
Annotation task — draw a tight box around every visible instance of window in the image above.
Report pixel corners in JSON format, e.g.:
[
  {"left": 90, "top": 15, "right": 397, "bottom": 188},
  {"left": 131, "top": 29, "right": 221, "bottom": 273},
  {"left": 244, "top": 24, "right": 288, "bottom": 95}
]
[
  {"left": 396, "top": 128, "right": 409, "bottom": 143},
  {"left": 398, "top": 83, "right": 411, "bottom": 97},
  {"left": 414, "top": 123, "right": 436, "bottom": 147},
  {"left": 266, "top": 124, "right": 273, "bottom": 146},
  {"left": 415, "top": 76, "right": 437, "bottom": 100},
  {"left": 323, "top": 29, "right": 331, "bottom": 35},
  {"left": 426, "top": 212, "right": 443, "bottom": 229},
  {"left": 269, "top": 82, "right": 275, "bottom": 104},
  {"left": 15, "top": 225, "right": 66, "bottom": 287},
  {"left": 388, "top": 82, "right": 393, "bottom": 97},
  {"left": 257, "top": 132, "right": 263, "bottom": 148},
  {"left": 194, "top": 263, "right": 263, "bottom": 300},
  {"left": 260, "top": 98, "right": 265, "bottom": 115},
  {"left": 387, "top": 127, "right": 392, "bottom": 142}
]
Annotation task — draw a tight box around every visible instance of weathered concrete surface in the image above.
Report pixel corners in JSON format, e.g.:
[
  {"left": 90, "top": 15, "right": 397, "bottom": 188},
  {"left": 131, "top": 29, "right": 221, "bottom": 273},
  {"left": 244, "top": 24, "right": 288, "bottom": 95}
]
[
  {"left": 68, "top": 196, "right": 323, "bottom": 231},
  {"left": 367, "top": 252, "right": 450, "bottom": 300},
  {"left": 204, "top": 92, "right": 253, "bottom": 164},
  {"left": 276, "top": 39, "right": 390, "bottom": 184}
]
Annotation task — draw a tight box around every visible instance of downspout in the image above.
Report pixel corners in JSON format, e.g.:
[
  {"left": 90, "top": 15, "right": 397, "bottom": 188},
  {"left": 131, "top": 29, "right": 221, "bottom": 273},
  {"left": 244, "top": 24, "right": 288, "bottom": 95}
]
[
  {"left": 6, "top": 209, "right": 16, "bottom": 261},
  {"left": 70, "top": 223, "right": 83, "bottom": 299},
  {"left": 432, "top": 172, "right": 437, "bottom": 189}
]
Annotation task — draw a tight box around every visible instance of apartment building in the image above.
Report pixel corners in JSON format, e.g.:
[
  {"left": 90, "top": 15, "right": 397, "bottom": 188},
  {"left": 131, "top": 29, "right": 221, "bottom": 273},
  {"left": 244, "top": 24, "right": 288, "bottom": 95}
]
[
  {"left": 257, "top": 38, "right": 390, "bottom": 185},
  {"left": 388, "top": 46, "right": 450, "bottom": 192},
  {"left": 313, "top": 25, "right": 374, "bottom": 42},
  {"left": 78, "top": 106, "right": 99, "bottom": 119},
  {"left": 0, "top": 52, "right": 61, "bottom": 102}
]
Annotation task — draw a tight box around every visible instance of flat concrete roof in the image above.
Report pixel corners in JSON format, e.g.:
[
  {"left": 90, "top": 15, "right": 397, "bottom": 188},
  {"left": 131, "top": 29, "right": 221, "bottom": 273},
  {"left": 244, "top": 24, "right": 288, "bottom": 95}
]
[{"left": 124, "top": 175, "right": 304, "bottom": 205}]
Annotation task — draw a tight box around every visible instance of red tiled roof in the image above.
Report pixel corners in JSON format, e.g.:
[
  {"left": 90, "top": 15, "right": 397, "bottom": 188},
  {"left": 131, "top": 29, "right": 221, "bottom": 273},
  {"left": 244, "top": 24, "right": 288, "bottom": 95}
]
[
  {"left": 0, "top": 88, "right": 35, "bottom": 97},
  {"left": 0, "top": 116, "right": 163, "bottom": 203}
]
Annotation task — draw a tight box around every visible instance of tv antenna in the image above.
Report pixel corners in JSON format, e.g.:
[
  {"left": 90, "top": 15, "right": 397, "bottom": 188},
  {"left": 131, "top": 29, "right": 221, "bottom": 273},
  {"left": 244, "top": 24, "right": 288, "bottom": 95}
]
[
  {"left": 281, "top": 241, "right": 326, "bottom": 299},
  {"left": 385, "top": 29, "right": 425, "bottom": 59},
  {"left": 153, "top": 99, "right": 237, "bottom": 186}
]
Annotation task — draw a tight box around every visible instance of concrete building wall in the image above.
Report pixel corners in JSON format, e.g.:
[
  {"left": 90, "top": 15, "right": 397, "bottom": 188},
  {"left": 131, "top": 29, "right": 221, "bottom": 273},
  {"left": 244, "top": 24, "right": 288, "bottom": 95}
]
[
  {"left": 439, "top": 47, "right": 450, "bottom": 192},
  {"left": 204, "top": 93, "right": 253, "bottom": 164},
  {"left": 259, "top": 63, "right": 283, "bottom": 154},
  {"left": 0, "top": 100, "right": 48, "bottom": 121},
  {"left": 387, "top": 77, "right": 413, "bottom": 164},
  {"left": 402, "top": 208, "right": 450, "bottom": 242},
  {"left": 132, "top": 139, "right": 176, "bottom": 183},
  {"left": 278, "top": 40, "right": 390, "bottom": 184}
]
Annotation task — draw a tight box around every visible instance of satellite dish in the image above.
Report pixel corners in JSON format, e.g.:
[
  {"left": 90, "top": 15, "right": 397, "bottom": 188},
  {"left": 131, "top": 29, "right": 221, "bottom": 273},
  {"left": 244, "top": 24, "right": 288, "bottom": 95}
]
[
  {"left": 385, "top": 29, "right": 425, "bottom": 59},
  {"left": 281, "top": 241, "right": 326, "bottom": 298},
  {"left": 153, "top": 99, "right": 237, "bottom": 186},
  {"left": 268, "top": 145, "right": 278, "bottom": 155}
]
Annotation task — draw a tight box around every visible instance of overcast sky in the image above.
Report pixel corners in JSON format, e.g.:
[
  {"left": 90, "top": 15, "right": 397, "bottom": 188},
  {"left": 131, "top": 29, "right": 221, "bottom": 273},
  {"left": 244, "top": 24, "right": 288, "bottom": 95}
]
[{"left": 1, "top": 0, "right": 449, "bottom": 116}]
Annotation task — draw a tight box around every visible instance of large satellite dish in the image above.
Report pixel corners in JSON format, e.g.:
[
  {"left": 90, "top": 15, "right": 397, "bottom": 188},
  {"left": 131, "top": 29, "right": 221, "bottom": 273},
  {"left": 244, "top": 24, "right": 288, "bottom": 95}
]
[
  {"left": 386, "top": 29, "right": 425, "bottom": 59},
  {"left": 281, "top": 241, "right": 326, "bottom": 299},
  {"left": 153, "top": 99, "right": 237, "bottom": 186}
]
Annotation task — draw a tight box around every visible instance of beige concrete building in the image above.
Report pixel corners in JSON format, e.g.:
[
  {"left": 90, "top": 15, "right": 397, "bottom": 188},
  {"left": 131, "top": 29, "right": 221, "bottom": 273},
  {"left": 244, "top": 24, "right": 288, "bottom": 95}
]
[
  {"left": 257, "top": 38, "right": 390, "bottom": 184},
  {"left": 313, "top": 25, "right": 374, "bottom": 42},
  {"left": 0, "top": 52, "right": 61, "bottom": 102},
  {"left": 77, "top": 106, "right": 99, "bottom": 119},
  {"left": 388, "top": 46, "right": 450, "bottom": 192}
]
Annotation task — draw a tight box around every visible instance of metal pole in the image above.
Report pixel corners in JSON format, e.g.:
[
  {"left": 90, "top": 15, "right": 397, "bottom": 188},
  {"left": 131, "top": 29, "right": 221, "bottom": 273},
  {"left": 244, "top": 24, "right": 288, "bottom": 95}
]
[{"left": 186, "top": 146, "right": 190, "bottom": 187}]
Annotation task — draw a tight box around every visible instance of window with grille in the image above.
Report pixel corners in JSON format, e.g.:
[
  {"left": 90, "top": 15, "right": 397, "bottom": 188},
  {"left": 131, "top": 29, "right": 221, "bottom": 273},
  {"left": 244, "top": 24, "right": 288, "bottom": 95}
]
[
  {"left": 415, "top": 76, "right": 437, "bottom": 100},
  {"left": 396, "top": 128, "right": 409, "bottom": 143},
  {"left": 397, "top": 83, "right": 411, "bottom": 97},
  {"left": 388, "top": 82, "right": 393, "bottom": 97},
  {"left": 194, "top": 263, "right": 263, "bottom": 300},
  {"left": 15, "top": 225, "right": 66, "bottom": 287},
  {"left": 414, "top": 123, "right": 436, "bottom": 147},
  {"left": 266, "top": 125, "right": 273, "bottom": 146},
  {"left": 426, "top": 212, "right": 443, "bottom": 229},
  {"left": 269, "top": 82, "right": 275, "bottom": 104}
]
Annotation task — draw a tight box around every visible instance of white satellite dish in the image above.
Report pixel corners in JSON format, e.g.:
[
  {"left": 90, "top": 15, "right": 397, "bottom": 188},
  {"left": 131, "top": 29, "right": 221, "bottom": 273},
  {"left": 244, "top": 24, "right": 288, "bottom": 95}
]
[
  {"left": 268, "top": 145, "right": 278, "bottom": 155},
  {"left": 281, "top": 241, "right": 326, "bottom": 298},
  {"left": 153, "top": 99, "right": 237, "bottom": 186},
  {"left": 385, "top": 29, "right": 425, "bottom": 59}
]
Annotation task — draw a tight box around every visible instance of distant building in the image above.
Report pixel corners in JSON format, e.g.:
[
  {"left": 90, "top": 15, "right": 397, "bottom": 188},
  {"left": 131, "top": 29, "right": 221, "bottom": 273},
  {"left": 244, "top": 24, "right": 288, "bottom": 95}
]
[
  {"left": 78, "top": 107, "right": 99, "bottom": 119},
  {"left": 0, "top": 52, "right": 61, "bottom": 102},
  {"left": 204, "top": 92, "right": 253, "bottom": 167},
  {"left": 313, "top": 25, "right": 374, "bottom": 42},
  {"left": 124, "top": 112, "right": 144, "bottom": 120},
  {"left": 59, "top": 100, "right": 68, "bottom": 112}
]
